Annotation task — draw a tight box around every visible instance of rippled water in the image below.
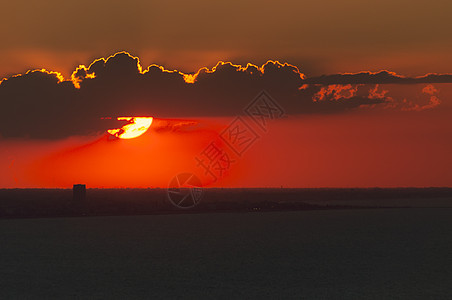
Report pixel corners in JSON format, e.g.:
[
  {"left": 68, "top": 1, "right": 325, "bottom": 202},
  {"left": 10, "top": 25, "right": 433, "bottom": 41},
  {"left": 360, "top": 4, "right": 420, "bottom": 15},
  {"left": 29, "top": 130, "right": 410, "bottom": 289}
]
[{"left": 0, "top": 208, "right": 451, "bottom": 299}]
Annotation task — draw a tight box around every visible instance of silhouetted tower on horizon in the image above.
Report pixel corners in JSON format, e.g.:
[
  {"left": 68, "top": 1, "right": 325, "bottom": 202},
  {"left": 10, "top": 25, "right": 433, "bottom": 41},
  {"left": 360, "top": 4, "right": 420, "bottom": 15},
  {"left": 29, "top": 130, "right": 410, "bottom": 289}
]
[{"left": 73, "top": 184, "right": 86, "bottom": 202}]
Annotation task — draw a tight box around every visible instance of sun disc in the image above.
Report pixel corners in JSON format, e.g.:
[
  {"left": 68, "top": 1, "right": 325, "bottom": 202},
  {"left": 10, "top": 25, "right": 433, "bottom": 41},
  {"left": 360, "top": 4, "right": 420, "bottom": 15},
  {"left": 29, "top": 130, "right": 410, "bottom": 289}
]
[{"left": 107, "top": 117, "right": 153, "bottom": 139}]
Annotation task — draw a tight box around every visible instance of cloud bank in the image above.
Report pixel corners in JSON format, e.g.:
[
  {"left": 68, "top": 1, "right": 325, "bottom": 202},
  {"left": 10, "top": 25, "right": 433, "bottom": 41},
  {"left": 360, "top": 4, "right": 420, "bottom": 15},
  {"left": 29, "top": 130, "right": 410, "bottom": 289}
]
[{"left": 0, "top": 52, "right": 447, "bottom": 139}]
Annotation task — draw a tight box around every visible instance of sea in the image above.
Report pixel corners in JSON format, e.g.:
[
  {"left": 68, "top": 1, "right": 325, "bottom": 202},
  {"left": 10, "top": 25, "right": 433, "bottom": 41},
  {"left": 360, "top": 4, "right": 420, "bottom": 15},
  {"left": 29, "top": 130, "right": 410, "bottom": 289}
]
[{"left": 0, "top": 208, "right": 451, "bottom": 299}]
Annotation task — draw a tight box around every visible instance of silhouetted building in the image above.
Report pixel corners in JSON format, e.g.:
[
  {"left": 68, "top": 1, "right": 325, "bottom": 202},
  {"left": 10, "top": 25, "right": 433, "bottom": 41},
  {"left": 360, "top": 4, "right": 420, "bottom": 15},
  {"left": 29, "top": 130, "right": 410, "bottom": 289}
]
[{"left": 73, "top": 184, "right": 86, "bottom": 202}]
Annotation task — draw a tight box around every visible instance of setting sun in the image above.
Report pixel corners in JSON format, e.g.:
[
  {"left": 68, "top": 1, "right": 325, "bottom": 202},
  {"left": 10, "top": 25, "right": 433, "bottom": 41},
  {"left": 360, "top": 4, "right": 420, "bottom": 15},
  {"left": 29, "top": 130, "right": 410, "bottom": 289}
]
[{"left": 107, "top": 117, "right": 153, "bottom": 139}]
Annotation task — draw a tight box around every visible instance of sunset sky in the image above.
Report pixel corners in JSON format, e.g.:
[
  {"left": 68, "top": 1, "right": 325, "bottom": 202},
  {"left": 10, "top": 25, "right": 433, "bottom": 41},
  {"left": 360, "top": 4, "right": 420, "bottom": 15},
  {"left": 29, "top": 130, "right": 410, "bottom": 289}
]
[{"left": 0, "top": 0, "right": 451, "bottom": 188}]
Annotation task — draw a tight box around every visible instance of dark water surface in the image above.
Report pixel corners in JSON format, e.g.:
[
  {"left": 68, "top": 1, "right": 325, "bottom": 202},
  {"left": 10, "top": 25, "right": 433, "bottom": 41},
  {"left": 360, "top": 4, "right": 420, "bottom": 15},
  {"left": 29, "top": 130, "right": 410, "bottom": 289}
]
[{"left": 0, "top": 208, "right": 451, "bottom": 299}]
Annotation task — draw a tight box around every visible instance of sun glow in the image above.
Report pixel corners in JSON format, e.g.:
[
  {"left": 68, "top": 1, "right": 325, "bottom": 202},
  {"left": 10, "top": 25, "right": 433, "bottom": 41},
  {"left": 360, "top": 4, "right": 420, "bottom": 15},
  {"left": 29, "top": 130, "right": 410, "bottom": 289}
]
[{"left": 107, "top": 117, "right": 153, "bottom": 139}]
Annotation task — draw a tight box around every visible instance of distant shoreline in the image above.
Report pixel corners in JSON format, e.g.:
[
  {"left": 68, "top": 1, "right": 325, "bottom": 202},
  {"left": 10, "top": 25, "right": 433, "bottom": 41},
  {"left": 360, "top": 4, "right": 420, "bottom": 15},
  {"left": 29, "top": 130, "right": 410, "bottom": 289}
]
[{"left": 1, "top": 187, "right": 451, "bottom": 219}]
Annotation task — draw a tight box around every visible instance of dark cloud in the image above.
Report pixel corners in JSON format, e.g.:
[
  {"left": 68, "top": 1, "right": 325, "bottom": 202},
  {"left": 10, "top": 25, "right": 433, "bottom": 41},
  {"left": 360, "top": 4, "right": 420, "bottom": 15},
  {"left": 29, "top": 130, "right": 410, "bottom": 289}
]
[
  {"left": 0, "top": 52, "right": 445, "bottom": 139},
  {"left": 303, "top": 70, "right": 452, "bottom": 85}
]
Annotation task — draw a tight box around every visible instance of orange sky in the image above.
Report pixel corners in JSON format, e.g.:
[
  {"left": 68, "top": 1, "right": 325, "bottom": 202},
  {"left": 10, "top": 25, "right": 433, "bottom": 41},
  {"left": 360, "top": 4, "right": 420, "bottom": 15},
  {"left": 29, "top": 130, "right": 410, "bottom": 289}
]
[
  {"left": 1, "top": 106, "right": 451, "bottom": 188},
  {"left": 0, "top": 57, "right": 451, "bottom": 188},
  {"left": 0, "top": 1, "right": 451, "bottom": 188}
]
